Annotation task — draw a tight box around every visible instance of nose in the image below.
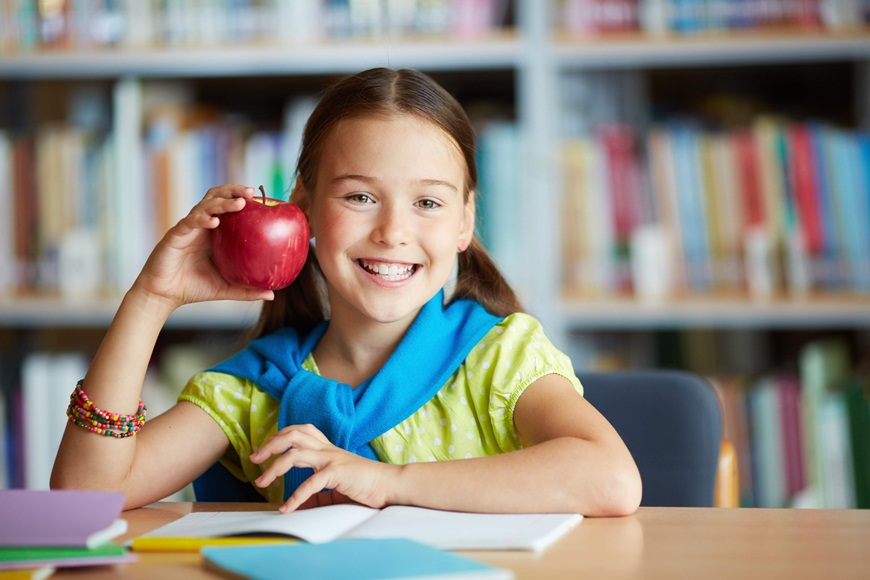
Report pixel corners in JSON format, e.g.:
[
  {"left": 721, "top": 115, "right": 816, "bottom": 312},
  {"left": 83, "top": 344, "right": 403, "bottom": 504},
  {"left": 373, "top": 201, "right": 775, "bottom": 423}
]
[{"left": 371, "top": 203, "right": 409, "bottom": 247}]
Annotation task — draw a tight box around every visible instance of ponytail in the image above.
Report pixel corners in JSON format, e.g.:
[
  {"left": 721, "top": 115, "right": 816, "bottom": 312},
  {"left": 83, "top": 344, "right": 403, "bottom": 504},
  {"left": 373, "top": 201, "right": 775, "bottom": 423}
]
[{"left": 452, "top": 237, "right": 523, "bottom": 317}]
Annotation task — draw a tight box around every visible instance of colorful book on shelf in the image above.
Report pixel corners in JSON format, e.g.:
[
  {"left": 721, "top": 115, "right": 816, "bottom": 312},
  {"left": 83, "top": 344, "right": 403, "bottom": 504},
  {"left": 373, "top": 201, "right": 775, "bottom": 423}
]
[
  {"left": 747, "top": 376, "right": 787, "bottom": 508},
  {"left": 710, "top": 131, "right": 744, "bottom": 290},
  {"left": 476, "top": 121, "right": 523, "bottom": 292},
  {"left": 824, "top": 128, "right": 870, "bottom": 293},
  {"left": 647, "top": 125, "right": 686, "bottom": 293},
  {"left": 133, "top": 504, "right": 582, "bottom": 553},
  {"left": 774, "top": 118, "right": 811, "bottom": 295},
  {"left": 0, "top": 132, "right": 13, "bottom": 294},
  {"left": 787, "top": 124, "right": 824, "bottom": 256},
  {"left": 778, "top": 375, "right": 806, "bottom": 499},
  {"left": 856, "top": 133, "right": 870, "bottom": 291},
  {"left": 20, "top": 352, "right": 88, "bottom": 490},
  {"left": 560, "top": 136, "right": 617, "bottom": 295},
  {"left": 843, "top": 380, "right": 870, "bottom": 509},
  {"left": 201, "top": 538, "right": 512, "bottom": 580},
  {"left": 751, "top": 117, "right": 786, "bottom": 258},
  {"left": 669, "top": 121, "right": 712, "bottom": 292},
  {"left": 799, "top": 339, "right": 856, "bottom": 508},
  {"left": 561, "top": 139, "right": 587, "bottom": 293}
]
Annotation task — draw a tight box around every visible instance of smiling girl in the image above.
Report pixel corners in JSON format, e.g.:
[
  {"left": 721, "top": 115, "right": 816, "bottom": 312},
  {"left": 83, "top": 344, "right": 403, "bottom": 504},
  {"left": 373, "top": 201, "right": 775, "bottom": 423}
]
[{"left": 52, "top": 68, "right": 641, "bottom": 517}]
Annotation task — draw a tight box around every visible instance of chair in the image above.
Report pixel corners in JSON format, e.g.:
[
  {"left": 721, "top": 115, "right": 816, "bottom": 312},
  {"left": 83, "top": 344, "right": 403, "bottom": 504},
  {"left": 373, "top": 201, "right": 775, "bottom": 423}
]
[
  {"left": 578, "top": 369, "right": 737, "bottom": 507},
  {"left": 193, "top": 461, "right": 266, "bottom": 503}
]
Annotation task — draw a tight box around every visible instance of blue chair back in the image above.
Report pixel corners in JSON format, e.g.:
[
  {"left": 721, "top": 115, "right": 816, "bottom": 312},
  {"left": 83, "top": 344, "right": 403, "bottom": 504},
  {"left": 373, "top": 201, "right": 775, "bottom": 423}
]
[
  {"left": 578, "top": 370, "right": 722, "bottom": 507},
  {"left": 193, "top": 461, "right": 267, "bottom": 502}
]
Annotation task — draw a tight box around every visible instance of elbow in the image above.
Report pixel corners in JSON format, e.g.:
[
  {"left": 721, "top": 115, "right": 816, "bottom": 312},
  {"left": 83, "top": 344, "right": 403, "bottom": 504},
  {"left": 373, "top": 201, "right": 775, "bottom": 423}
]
[
  {"left": 603, "top": 465, "right": 642, "bottom": 516},
  {"left": 584, "top": 461, "right": 642, "bottom": 518}
]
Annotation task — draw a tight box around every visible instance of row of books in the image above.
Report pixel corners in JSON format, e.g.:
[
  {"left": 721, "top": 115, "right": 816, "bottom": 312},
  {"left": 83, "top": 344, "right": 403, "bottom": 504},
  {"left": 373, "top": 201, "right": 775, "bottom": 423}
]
[
  {"left": 714, "top": 339, "right": 870, "bottom": 509},
  {"left": 0, "top": 0, "right": 511, "bottom": 53},
  {"left": 561, "top": 118, "right": 870, "bottom": 299},
  {"left": 557, "top": 0, "right": 870, "bottom": 35},
  {"left": 0, "top": 92, "right": 521, "bottom": 299}
]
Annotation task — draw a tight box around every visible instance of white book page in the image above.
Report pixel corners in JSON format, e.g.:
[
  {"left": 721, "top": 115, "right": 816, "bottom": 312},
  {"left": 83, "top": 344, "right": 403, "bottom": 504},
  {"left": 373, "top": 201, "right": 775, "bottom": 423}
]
[
  {"left": 141, "top": 504, "right": 379, "bottom": 544},
  {"left": 341, "top": 506, "right": 583, "bottom": 551}
]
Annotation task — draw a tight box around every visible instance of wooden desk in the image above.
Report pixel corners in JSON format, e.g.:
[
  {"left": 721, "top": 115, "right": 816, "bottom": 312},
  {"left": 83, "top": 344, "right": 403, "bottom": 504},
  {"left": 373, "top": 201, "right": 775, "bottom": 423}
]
[{"left": 55, "top": 503, "right": 870, "bottom": 580}]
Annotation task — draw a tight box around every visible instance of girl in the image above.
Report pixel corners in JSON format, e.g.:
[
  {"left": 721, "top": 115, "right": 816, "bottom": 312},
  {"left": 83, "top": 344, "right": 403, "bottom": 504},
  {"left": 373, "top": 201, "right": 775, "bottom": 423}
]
[{"left": 52, "top": 68, "right": 641, "bottom": 517}]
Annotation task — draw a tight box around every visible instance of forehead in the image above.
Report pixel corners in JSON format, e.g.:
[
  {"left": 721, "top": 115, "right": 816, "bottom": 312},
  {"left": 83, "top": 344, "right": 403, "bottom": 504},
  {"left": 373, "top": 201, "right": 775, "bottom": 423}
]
[{"left": 318, "top": 113, "right": 467, "bottom": 183}]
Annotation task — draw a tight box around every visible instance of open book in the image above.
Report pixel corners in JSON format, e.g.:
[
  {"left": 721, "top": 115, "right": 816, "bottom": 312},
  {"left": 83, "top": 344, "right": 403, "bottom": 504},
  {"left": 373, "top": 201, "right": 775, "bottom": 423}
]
[{"left": 134, "top": 504, "right": 582, "bottom": 552}]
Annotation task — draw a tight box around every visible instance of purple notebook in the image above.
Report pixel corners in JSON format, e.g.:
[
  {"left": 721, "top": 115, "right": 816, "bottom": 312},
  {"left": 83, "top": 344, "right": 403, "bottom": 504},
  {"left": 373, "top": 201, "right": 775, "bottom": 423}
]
[{"left": 0, "top": 489, "right": 126, "bottom": 548}]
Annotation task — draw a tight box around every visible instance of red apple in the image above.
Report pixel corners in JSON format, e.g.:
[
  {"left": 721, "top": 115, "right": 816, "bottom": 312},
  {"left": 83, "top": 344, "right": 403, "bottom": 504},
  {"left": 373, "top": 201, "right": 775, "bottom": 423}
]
[{"left": 212, "top": 188, "right": 310, "bottom": 290}]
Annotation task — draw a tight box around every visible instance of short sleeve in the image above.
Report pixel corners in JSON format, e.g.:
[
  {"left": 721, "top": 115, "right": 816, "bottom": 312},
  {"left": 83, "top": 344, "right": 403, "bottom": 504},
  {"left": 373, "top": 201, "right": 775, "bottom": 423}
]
[
  {"left": 178, "top": 371, "right": 283, "bottom": 502},
  {"left": 466, "top": 313, "right": 582, "bottom": 451}
]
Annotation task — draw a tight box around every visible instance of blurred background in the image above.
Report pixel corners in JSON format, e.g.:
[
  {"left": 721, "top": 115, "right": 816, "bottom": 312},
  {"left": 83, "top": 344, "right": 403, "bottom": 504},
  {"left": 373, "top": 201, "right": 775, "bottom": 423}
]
[{"left": 0, "top": 0, "right": 868, "bottom": 508}]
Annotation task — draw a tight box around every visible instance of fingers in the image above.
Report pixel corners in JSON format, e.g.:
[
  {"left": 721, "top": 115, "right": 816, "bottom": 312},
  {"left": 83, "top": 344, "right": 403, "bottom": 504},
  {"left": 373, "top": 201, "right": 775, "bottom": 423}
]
[
  {"left": 163, "top": 185, "right": 255, "bottom": 242},
  {"left": 281, "top": 471, "right": 338, "bottom": 513},
  {"left": 294, "top": 490, "right": 355, "bottom": 511},
  {"left": 250, "top": 424, "right": 331, "bottom": 487},
  {"left": 189, "top": 185, "right": 255, "bottom": 227},
  {"left": 250, "top": 424, "right": 328, "bottom": 464}
]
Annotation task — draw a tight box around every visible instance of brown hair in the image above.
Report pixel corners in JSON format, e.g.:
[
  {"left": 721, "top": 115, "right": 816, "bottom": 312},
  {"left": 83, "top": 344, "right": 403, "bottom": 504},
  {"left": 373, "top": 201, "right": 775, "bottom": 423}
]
[{"left": 251, "top": 67, "right": 522, "bottom": 338}]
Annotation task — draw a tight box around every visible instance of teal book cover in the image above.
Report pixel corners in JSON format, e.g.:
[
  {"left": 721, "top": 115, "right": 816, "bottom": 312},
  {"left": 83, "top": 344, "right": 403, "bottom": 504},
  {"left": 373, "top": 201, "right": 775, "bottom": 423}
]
[{"left": 201, "top": 538, "right": 512, "bottom": 580}]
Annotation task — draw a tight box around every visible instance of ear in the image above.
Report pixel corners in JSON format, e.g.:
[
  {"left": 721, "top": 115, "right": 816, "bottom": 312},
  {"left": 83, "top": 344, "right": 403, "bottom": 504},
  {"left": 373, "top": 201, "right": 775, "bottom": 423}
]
[
  {"left": 290, "top": 176, "right": 314, "bottom": 235},
  {"left": 290, "top": 176, "right": 309, "bottom": 211},
  {"left": 459, "top": 192, "right": 476, "bottom": 252}
]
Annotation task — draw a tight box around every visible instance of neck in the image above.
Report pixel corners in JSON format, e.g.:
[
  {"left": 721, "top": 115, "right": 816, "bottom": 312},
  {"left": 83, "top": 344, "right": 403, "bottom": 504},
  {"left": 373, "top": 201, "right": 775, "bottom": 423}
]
[{"left": 313, "top": 310, "right": 416, "bottom": 388}]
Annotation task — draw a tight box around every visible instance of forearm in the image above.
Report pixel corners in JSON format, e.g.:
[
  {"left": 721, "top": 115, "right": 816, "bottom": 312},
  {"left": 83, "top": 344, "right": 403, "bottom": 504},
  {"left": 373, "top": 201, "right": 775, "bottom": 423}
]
[
  {"left": 50, "top": 286, "right": 174, "bottom": 492},
  {"left": 391, "top": 437, "right": 640, "bottom": 517}
]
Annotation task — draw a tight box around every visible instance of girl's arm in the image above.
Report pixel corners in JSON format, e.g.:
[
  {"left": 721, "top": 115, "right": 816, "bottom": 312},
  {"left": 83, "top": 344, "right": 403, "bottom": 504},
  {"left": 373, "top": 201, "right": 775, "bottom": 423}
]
[
  {"left": 51, "top": 185, "right": 272, "bottom": 509},
  {"left": 254, "top": 374, "right": 641, "bottom": 517}
]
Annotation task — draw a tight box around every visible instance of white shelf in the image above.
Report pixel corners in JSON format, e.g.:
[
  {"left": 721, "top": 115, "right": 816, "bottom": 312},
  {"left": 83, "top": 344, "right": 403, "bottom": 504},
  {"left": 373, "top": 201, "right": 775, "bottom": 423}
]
[
  {"left": 561, "top": 295, "right": 870, "bottom": 329},
  {"left": 553, "top": 29, "right": 870, "bottom": 69},
  {"left": 0, "top": 34, "right": 522, "bottom": 78},
  {"left": 0, "top": 296, "right": 259, "bottom": 329}
]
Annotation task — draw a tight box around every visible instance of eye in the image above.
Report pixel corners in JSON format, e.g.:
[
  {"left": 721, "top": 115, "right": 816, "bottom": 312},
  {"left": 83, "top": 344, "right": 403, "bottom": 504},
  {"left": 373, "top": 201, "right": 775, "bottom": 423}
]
[
  {"left": 346, "top": 193, "right": 374, "bottom": 204},
  {"left": 417, "top": 198, "right": 441, "bottom": 210}
]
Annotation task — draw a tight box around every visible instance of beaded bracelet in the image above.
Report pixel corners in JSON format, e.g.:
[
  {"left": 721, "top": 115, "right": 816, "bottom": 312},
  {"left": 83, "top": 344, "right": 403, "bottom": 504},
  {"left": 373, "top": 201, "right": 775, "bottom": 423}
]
[{"left": 66, "top": 380, "right": 147, "bottom": 438}]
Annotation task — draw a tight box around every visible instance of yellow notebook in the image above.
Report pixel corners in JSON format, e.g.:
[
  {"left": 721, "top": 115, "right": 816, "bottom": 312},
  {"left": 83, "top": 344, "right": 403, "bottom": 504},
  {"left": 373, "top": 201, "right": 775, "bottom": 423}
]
[{"left": 132, "top": 536, "right": 295, "bottom": 553}]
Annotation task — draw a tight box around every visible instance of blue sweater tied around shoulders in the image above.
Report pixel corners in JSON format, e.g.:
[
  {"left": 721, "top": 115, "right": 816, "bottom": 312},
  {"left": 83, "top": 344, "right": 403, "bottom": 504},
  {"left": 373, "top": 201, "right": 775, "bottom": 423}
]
[{"left": 208, "top": 290, "right": 502, "bottom": 500}]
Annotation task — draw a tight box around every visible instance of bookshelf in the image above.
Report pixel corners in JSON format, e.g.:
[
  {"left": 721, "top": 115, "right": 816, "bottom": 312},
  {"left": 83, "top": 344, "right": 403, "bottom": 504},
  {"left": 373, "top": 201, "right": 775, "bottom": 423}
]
[{"left": 1, "top": 0, "right": 868, "bottom": 508}]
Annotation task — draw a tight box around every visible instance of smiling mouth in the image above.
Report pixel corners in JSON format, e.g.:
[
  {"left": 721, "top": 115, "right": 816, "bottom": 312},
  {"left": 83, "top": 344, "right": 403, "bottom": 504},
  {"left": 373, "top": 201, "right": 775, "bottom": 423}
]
[{"left": 358, "top": 259, "right": 417, "bottom": 281}]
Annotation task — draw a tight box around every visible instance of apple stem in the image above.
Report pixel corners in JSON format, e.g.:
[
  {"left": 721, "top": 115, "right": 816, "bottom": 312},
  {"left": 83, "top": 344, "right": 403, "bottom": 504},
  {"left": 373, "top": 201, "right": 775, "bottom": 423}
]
[{"left": 259, "top": 185, "right": 266, "bottom": 203}]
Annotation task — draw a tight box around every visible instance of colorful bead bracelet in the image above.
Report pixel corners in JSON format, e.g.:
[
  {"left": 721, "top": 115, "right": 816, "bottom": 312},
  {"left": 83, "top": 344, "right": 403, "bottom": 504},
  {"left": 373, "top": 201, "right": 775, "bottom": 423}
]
[{"left": 66, "top": 380, "right": 147, "bottom": 438}]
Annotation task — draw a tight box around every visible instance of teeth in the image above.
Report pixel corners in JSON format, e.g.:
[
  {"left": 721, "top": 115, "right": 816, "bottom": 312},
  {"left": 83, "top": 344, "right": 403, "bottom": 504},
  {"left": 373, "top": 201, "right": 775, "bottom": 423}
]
[{"left": 361, "top": 259, "right": 414, "bottom": 281}]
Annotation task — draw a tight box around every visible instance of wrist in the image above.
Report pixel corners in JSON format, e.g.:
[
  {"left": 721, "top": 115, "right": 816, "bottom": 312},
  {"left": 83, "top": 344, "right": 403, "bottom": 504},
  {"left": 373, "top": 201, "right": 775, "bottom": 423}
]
[
  {"left": 122, "top": 285, "right": 177, "bottom": 324},
  {"left": 387, "top": 463, "right": 417, "bottom": 506}
]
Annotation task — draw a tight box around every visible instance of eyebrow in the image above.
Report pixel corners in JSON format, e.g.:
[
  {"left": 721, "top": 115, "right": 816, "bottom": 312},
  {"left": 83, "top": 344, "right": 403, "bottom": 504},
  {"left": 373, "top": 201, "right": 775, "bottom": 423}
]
[{"left": 330, "top": 174, "right": 459, "bottom": 193}]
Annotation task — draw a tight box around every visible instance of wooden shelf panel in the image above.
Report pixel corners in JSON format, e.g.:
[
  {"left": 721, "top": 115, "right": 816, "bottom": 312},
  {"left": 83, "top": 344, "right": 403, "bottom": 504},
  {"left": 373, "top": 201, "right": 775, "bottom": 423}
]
[
  {"left": 554, "top": 28, "right": 870, "bottom": 68},
  {"left": 0, "top": 297, "right": 260, "bottom": 329},
  {"left": 0, "top": 33, "right": 522, "bottom": 79},
  {"left": 560, "top": 294, "right": 870, "bottom": 329}
]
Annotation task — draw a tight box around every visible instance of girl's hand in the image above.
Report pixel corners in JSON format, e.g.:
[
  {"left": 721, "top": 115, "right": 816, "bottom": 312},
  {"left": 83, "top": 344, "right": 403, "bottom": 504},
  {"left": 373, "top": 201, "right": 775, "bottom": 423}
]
[
  {"left": 133, "top": 184, "right": 274, "bottom": 309},
  {"left": 250, "top": 424, "right": 401, "bottom": 513}
]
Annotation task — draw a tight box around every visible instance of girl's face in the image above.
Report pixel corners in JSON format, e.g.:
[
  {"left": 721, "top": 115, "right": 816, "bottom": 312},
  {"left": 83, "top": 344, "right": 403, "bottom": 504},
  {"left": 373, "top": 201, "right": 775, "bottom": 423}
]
[{"left": 304, "top": 113, "right": 475, "bottom": 329}]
